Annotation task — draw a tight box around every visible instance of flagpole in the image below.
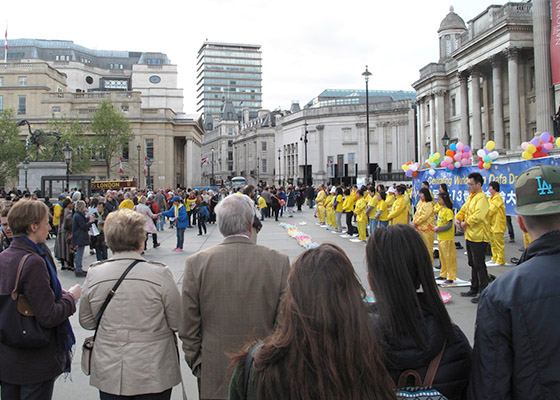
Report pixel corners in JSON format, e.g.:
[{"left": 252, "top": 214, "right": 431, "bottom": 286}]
[{"left": 4, "top": 22, "right": 8, "bottom": 63}]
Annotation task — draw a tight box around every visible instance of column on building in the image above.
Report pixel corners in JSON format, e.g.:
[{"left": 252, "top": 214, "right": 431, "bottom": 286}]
[
  {"left": 391, "top": 123, "right": 398, "bottom": 170},
  {"left": 505, "top": 47, "right": 521, "bottom": 149},
  {"left": 416, "top": 98, "right": 426, "bottom": 161},
  {"left": 470, "top": 67, "right": 483, "bottom": 150},
  {"left": 429, "top": 95, "right": 436, "bottom": 153},
  {"left": 435, "top": 90, "right": 446, "bottom": 155},
  {"left": 490, "top": 55, "right": 505, "bottom": 149},
  {"left": 378, "top": 122, "right": 387, "bottom": 171},
  {"left": 184, "top": 138, "right": 194, "bottom": 188},
  {"left": 316, "top": 124, "right": 325, "bottom": 181},
  {"left": 459, "top": 72, "right": 470, "bottom": 145},
  {"left": 533, "top": 0, "right": 555, "bottom": 133},
  {"left": 356, "top": 123, "right": 367, "bottom": 176}
]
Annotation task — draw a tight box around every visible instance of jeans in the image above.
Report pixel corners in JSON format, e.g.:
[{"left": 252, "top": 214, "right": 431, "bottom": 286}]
[
  {"left": 75, "top": 245, "right": 86, "bottom": 272},
  {"left": 335, "top": 212, "right": 344, "bottom": 232},
  {"left": 95, "top": 242, "right": 108, "bottom": 261},
  {"left": 99, "top": 388, "right": 172, "bottom": 400},
  {"left": 506, "top": 215, "right": 515, "bottom": 240},
  {"left": 308, "top": 198, "right": 314, "bottom": 208},
  {"left": 377, "top": 220, "right": 389, "bottom": 229},
  {"left": 157, "top": 215, "right": 165, "bottom": 231},
  {"left": 176, "top": 228, "right": 185, "bottom": 249},
  {"left": 466, "top": 240, "right": 489, "bottom": 294},
  {"left": 369, "top": 218, "right": 377, "bottom": 234},
  {"left": 1, "top": 378, "right": 55, "bottom": 400}
]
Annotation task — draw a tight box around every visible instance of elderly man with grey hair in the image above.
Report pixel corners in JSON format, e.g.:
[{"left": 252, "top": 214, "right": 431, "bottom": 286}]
[{"left": 179, "top": 194, "right": 290, "bottom": 400}]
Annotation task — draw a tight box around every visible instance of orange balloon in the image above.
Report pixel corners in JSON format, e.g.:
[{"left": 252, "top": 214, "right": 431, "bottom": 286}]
[
  {"left": 446, "top": 150, "right": 454, "bottom": 157},
  {"left": 412, "top": 171, "right": 418, "bottom": 178}
]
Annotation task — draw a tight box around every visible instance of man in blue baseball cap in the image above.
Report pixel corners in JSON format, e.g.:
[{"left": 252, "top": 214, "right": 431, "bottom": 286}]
[
  {"left": 469, "top": 165, "right": 560, "bottom": 399},
  {"left": 159, "top": 196, "right": 189, "bottom": 251}
]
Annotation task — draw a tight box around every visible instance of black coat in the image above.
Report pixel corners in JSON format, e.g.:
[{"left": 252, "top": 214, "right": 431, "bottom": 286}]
[
  {"left": 469, "top": 230, "right": 560, "bottom": 400},
  {"left": 71, "top": 211, "right": 92, "bottom": 246},
  {"left": 370, "top": 298, "right": 471, "bottom": 400}
]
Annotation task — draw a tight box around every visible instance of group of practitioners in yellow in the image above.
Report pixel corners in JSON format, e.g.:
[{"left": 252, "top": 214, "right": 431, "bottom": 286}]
[{"left": 314, "top": 172, "right": 510, "bottom": 288}]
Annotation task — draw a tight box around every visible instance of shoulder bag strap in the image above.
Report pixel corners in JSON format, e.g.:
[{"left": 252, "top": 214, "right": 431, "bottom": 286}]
[
  {"left": 92, "top": 259, "right": 142, "bottom": 340},
  {"left": 243, "top": 342, "right": 264, "bottom": 399},
  {"left": 11, "top": 253, "right": 34, "bottom": 300},
  {"left": 423, "top": 340, "right": 447, "bottom": 387}
]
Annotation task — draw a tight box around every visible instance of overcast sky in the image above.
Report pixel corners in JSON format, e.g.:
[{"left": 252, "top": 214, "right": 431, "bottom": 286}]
[{"left": 5, "top": 0, "right": 512, "bottom": 113}]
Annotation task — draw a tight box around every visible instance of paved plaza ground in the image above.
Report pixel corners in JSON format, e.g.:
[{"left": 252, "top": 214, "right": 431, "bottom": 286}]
[{"left": 49, "top": 206, "right": 524, "bottom": 399}]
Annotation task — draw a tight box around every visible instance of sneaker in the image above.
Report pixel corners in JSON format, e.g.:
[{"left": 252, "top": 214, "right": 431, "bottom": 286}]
[
  {"left": 153, "top": 243, "right": 161, "bottom": 248},
  {"left": 340, "top": 234, "right": 351, "bottom": 238},
  {"left": 471, "top": 296, "right": 480, "bottom": 304},
  {"left": 172, "top": 247, "right": 182, "bottom": 252},
  {"left": 326, "top": 227, "right": 334, "bottom": 231},
  {"left": 435, "top": 276, "right": 446, "bottom": 281},
  {"left": 75, "top": 270, "right": 87, "bottom": 278},
  {"left": 460, "top": 290, "right": 477, "bottom": 297},
  {"left": 197, "top": 233, "right": 202, "bottom": 236},
  {"left": 443, "top": 280, "right": 454, "bottom": 284},
  {"left": 486, "top": 261, "right": 501, "bottom": 267},
  {"left": 509, "top": 238, "right": 515, "bottom": 243}
]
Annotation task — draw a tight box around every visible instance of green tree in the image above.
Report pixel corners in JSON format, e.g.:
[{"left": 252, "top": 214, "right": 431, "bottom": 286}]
[
  {"left": 90, "top": 100, "right": 134, "bottom": 178},
  {"left": 0, "top": 109, "right": 26, "bottom": 183}
]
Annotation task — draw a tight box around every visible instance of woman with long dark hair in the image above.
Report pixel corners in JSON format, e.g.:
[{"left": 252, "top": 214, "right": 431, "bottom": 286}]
[
  {"left": 414, "top": 187, "right": 435, "bottom": 264},
  {"left": 366, "top": 224, "right": 471, "bottom": 400},
  {"left": 229, "top": 243, "right": 395, "bottom": 400}
]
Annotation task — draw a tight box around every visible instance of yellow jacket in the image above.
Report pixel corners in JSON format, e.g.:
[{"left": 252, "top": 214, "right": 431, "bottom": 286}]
[
  {"left": 325, "top": 194, "right": 334, "bottom": 210},
  {"left": 437, "top": 207, "right": 455, "bottom": 241},
  {"left": 376, "top": 199, "right": 388, "bottom": 221},
  {"left": 386, "top": 193, "right": 396, "bottom": 210},
  {"left": 367, "top": 195, "right": 378, "bottom": 220},
  {"left": 354, "top": 198, "right": 368, "bottom": 223},
  {"left": 186, "top": 198, "right": 197, "bottom": 212},
  {"left": 342, "top": 195, "right": 355, "bottom": 212},
  {"left": 315, "top": 190, "right": 327, "bottom": 207},
  {"left": 53, "top": 202, "right": 63, "bottom": 227},
  {"left": 489, "top": 193, "right": 506, "bottom": 233},
  {"left": 456, "top": 190, "right": 490, "bottom": 242},
  {"left": 434, "top": 202, "right": 442, "bottom": 215},
  {"left": 258, "top": 196, "right": 267, "bottom": 209},
  {"left": 413, "top": 200, "right": 434, "bottom": 232},
  {"left": 118, "top": 198, "right": 134, "bottom": 210},
  {"left": 334, "top": 194, "right": 344, "bottom": 212},
  {"left": 387, "top": 195, "right": 408, "bottom": 225}
]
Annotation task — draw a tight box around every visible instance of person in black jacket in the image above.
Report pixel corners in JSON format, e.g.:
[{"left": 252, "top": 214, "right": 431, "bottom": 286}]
[
  {"left": 71, "top": 200, "right": 94, "bottom": 277},
  {"left": 469, "top": 165, "right": 560, "bottom": 400},
  {"left": 366, "top": 224, "right": 471, "bottom": 400}
]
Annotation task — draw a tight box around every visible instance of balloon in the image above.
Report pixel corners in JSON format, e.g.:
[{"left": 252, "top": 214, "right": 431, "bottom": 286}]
[
  {"left": 478, "top": 161, "right": 485, "bottom": 169},
  {"left": 429, "top": 169, "right": 436, "bottom": 176},
  {"left": 450, "top": 143, "right": 457, "bottom": 151},
  {"left": 544, "top": 142, "right": 553, "bottom": 151},
  {"left": 477, "top": 149, "right": 486, "bottom": 158},
  {"left": 402, "top": 164, "right": 409, "bottom": 171},
  {"left": 434, "top": 152, "right": 441, "bottom": 159},
  {"left": 412, "top": 171, "right": 418, "bottom": 178},
  {"left": 464, "top": 145, "right": 471, "bottom": 153},
  {"left": 483, "top": 155, "right": 490, "bottom": 163},
  {"left": 522, "top": 151, "right": 532, "bottom": 160},
  {"left": 446, "top": 150, "right": 454, "bottom": 157},
  {"left": 462, "top": 152, "right": 470, "bottom": 159},
  {"left": 406, "top": 169, "right": 413, "bottom": 177},
  {"left": 454, "top": 153, "right": 462, "bottom": 162},
  {"left": 447, "top": 164, "right": 455, "bottom": 171},
  {"left": 456, "top": 142, "right": 464, "bottom": 151},
  {"left": 530, "top": 138, "right": 540, "bottom": 146},
  {"left": 521, "top": 142, "right": 529, "bottom": 150},
  {"left": 540, "top": 132, "right": 551, "bottom": 143},
  {"left": 557, "top": 137, "right": 560, "bottom": 148},
  {"left": 490, "top": 151, "right": 499, "bottom": 160},
  {"left": 454, "top": 161, "right": 461, "bottom": 168},
  {"left": 527, "top": 144, "right": 537, "bottom": 154},
  {"left": 483, "top": 162, "right": 491, "bottom": 169},
  {"left": 410, "top": 164, "right": 418, "bottom": 172},
  {"left": 445, "top": 156, "right": 453, "bottom": 164},
  {"left": 486, "top": 140, "right": 495, "bottom": 150},
  {"left": 461, "top": 158, "right": 470, "bottom": 166}
]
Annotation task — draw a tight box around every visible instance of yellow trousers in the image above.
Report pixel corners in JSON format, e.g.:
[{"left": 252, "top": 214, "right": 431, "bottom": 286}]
[
  {"left": 490, "top": 232, "right": 505, "bottom": 265},
  {"left": 523, "top": 232, "right": 531, "bottom": 248},
  {"left": 357, "top": 221, "right": 367, "bottom": 241},
  {"left": 317, "top": 205, "right": 326, "bottom": 224},
  {"left": 418, "top": 230, "right": 435, "bottom": 263},
  {"left": 438, "top": 240, "right": 457, "bottom": 280},
  {"left": 327, "top": 210, "right": 336, "bottom": 228}
]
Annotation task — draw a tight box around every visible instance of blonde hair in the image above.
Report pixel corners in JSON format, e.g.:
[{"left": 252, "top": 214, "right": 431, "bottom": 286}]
[
  {"left": 8, "top": 200, "right": 49, "bottom": 237},
  {"left": 104, "top": 209, "right": 146, "bottom": 252},
  {"left": 138, "top": 195, "right": 147, "bottom": 204},
  {"left": 75, "top": 200, "right": 87, "bottom": 212}
]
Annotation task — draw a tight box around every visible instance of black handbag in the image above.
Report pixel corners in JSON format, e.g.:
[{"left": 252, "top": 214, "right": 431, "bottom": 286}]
[{"left": 0, "top": 253, "right": 50, "bottom": 348}]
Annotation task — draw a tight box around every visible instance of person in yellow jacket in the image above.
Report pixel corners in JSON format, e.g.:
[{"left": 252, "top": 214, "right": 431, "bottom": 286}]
[
  {"left": 455, "top": 172, "right": 490, "bottom": 303},
  {"left": 315, "top": 185, "right": 327, "bottom": 225},
  {"left": 434, "top": 192, "right": 457, "bottom": 284},
  {"left": 333, "top": 187, "right": 345, "bottom": 233},
  {"left": 258, "top": 195, "right": 267, "bottom": 221},
  {"left": 413, "top": 188, "right": 435, "bottom": 264},
  {"left": 487, "top": 181, "right": 507, "bottom": 266},
  {"left": 353, "top": 189, "right": 368, "bottom": 241},
  {"left": 385, "top": 187, "right": 396, "bottom": 212},
  {"left": 366, "top": 186, "right": 378, "bottom": 234},
  {"left": 118, "top": 192, "right": 135, "bottom": 210},
  {"left": 404, "top": 186, "right": 413, "bottom": 222},
  {"left": 342, "top": 188, "right": 357, "bottom": 237},
  {"left": 325, "top": 188, "right": 337, "bottom": 230},
  {"left": 52, "top": 195, "right": 64, "bottom": 230},
  {"left": 433, "top": 184, "right": 449, "bottom": 216},
  {"left": 374, "top": 191, "right": 389, "bottom": 229},
  {"left": 387, "top": 185, "right": 408, "bottom": 225}
]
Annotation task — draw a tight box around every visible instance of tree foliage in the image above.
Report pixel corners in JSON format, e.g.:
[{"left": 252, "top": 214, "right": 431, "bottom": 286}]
[
  {"left": 0, "top": 109, "right": 26, "bottom": 182},
  {"left": 90, "top": 100, "right": 134, "bottom": 178}
]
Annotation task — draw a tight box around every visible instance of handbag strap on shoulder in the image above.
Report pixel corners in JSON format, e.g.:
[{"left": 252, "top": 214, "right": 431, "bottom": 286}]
[
  {"left": 243, "top": 342, "right": 263, "bottom": 399},
  {"left": 92, "top": 259, "right": 142, "bottom": 339},
  {"left": 11, "top": 253, "right": 34, "bottom": 300},
  {"left": 423, "top": 340, "right": 447, "bottom": 386}
]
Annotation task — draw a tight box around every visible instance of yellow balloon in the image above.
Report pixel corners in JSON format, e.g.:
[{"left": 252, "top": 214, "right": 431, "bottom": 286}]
[
  {"left": 434, "top": 153, "right": 441, "bottom": 159},
  {"left": 486, "top": 140, "right": 495, "bottom": 150},
  {"left": 526, "top": 144, "right": 537, "bottom": 154},
  {"left": 522, "top": 151, "right": 532, "bottom": 160},
  {"left": 483, "top": 162, "right": 491, "bottom": 169},
  {"left": 557, "top": 137, "right": 560, "bottom": 148},
  {"left": 402, "top": 164, "right": 409, "bottom": 171}
]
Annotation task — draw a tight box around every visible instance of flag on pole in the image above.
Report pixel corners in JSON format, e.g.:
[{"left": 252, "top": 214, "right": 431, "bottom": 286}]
[
  {"left": 4, "top": 25, "right": 8, "bottom": 63},
  {"left": 144, "top": 156, "right": 147, "bottom": 175},
  {"left": 201, "top": 156, "right": 208, "bottom": 166},
  {"left": 119, "top": 157, "right": 124, "bottom": 174}
]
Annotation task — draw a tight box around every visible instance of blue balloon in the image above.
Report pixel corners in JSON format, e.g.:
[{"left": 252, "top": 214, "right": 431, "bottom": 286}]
[{"left": 450, "top": 143, "right": 457, "bottom": 151}]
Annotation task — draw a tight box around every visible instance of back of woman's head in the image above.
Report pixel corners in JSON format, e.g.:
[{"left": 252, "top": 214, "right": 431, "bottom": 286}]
[
  {"left": 252, "top": 243, "right": 394, "bottom": 399},
  {"left": 366, "top": 225, "right": 453, "bottom": 348}
]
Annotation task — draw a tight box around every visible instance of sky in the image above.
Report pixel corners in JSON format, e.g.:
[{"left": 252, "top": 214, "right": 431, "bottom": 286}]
[{"left": 4, "top": 0, "right": 512, "bottom": 114}]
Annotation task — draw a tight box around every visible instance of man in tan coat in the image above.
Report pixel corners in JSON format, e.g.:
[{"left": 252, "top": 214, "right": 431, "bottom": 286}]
[{"left": 179, "top": 194, "right": 290, "bottom": 400}]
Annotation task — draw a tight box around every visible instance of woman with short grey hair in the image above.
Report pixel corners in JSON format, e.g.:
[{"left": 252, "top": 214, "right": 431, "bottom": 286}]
[
  {"left": 79, "top": 208, "right": 181, "bottom": 399},
  {"left": 215, "top": 194, "right": 255, "bottom": 237}
]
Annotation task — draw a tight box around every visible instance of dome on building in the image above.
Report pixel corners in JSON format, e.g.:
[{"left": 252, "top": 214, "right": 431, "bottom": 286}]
[{"left": 438, "top": 6, "right": 466, "bottom": 33}]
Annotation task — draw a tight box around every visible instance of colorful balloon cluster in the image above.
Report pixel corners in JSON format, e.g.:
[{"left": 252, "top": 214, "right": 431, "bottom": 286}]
[
  {"left": 522, "top": 132, "right": 554, "bottom": 160},
  {"left": 477, "top": 140, "right": 499, "bottom": 170},
  {"left": 439, "top": 142, "right": 473, "bottom": 171},
  {"left": 402, "top": 162, "right": 421, "bottom": 178}
]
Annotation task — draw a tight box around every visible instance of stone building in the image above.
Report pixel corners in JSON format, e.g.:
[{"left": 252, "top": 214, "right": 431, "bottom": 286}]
[
  {"left": 0, "top": 39, "right": 203, "bottom": 189},
  {"left": 412, "top": 2, "right": 557, "bottom": 162}
]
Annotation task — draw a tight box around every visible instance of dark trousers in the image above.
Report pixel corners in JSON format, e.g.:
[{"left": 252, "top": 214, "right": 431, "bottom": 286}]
[
  {"left": 466, "top": 240, "right": 489, "bottom": 294},
  {"left": 99, "top": 388, "right": 172, "bottom": 400},
  {"left": 198, "top": 216, "right": 207, "bottom": 234},
  {"left": 176, "top": 228, "right": 185, "bottom": 249},
  {"left": 345, "top": 212, "right": 356, "bottom": 235},
  {"left": 272, "top": 208, "right": 280, "bottom": 221},
  {"left": 506, "top": 216, "right": 515, "bottom": 240},
  {"left": 1, "top": 379, "right": 55, "bottom": 400},
  {"left": 95, "top": 241, "right": 108, "bottom": 261},
  {"left": 144, "top": 233, "right": 158, "bottom": 249}
]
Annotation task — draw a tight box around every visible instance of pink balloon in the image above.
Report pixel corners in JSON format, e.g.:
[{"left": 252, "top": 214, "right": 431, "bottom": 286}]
[
  {"left": 456, "top": 142, "right": 464, "bottom": 151},
  {"left": 461, "top": 152, "right": 470, "bottom": 159},
  {"left": 521, "top": 142, "right": 529, "bottom": 150},
  {"left": 445, "top": 156, "right": 453, "bottom": 164},
  {"left": 454, "top": 153, "right": 462, "bottom": 162},
  {"left": 448, "top": 164, "right": 455, "bottom": 170},
  {"left": 461, "top": 158, "right": 470, "bottom": 166},
  {"left": 544, "top": 142, "right": 553, "bottom": 150}
]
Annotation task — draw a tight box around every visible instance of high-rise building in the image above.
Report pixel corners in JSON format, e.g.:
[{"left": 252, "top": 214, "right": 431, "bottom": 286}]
[{"left": 196, "top": 41, "right": 262, "bottom": 118}]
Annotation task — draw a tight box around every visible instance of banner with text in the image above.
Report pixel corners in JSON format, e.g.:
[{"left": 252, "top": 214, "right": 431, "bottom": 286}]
[
  {"left": 412, "top": 157, "right": 560, "bottom": 215},
  {"left": 348, "top": 152, "right": 356, "bottom": 176},
  {"left": 552, "top": 0, "right": 560, "bottom": 85}
]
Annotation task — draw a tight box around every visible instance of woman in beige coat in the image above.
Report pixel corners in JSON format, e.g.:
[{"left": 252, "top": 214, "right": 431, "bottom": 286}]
[{"left": 79, "top": 208, "right": 181, "bottom": 400}]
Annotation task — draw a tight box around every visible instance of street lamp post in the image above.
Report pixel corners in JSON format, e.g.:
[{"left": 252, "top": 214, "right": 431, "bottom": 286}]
[
  {"left": 278, "top": 148, "right": 281, "bottom": 186},
  {"left": 441, "top": 131, "right": 451, "bottom": 153},
  {"left": 257, "top": 157, "right": 260, "bottom": 185},
  {"left": 211, "top": 147, "right": 215, "bottom": 185},
  {"left": 362, "top": 65, "right": 372, "bottom": 183},
  {"left": 22, "top": 160, "right": 29, "bottom": 191},
  {"left": 146, "top": 158, "right": 153, "bottom": 189},
  {"left": 136, "top": 144, "right": 141, "bottom": 188},
  {"left": 62, "top": 142, "right": 73, "bottom": 193},
  {"left": 301, "top": 122, "right": 309, "bottom": 186}
]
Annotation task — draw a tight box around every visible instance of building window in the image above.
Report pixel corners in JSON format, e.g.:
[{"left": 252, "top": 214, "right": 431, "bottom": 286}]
[
  {"left": 0, "top": 77, "right": 3, "bottom": 86},
  {"left": 0, "top": 95, "right": 3, "bottom": 111},
  {"left": 261, "top": 141, "right": 267, "bottom": 151},
  {"left": 261, "top": 158, "right": 267, "bottom": 173},
  {"left": 52, "top": 106, "right": 61, "bottom": 113},
  {"left": 18, "top": 76, "right": 27, "bottom": 86},
  {"left": 451, "top": 96, "right": 456, "bottom": 116},
  {"left": 17, "top": 96, "right": 26, "bottom": 114},
  {"left": 426, "top": 104, "right": 430, "bottom": 121},
  {"left": 146, "top": 139, "right": 154, "bottom": 159},
  {"left": 122, "top": 143, "right": 129, "bottom": 161},
  {"left": 228, "top": 140, "right": 233, "bottom": 147},
  {"left": 104, "top": 79, "right": 128, "bottom": 90},
  {"left": 228, "top": 151, "right": 233, "bottom": 161},
  {"left": 228, "top": 128, "right": 233, "bottom": 135},
  {"left": 121, "top": 105, "right": 129, "bottom": 112}
]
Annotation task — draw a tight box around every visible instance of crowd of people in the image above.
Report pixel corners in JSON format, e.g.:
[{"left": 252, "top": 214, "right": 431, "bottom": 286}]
[{"left": 0, "top": 165, "right": 558, "bottom": 400}]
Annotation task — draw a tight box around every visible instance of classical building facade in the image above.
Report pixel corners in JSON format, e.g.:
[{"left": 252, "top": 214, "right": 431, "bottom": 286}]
[
  {"left": 412, "top": 3, "right": 557, "bottom": 161},
  {"left": 0, "top": 39, "right": 203, "bottom": 189}
]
